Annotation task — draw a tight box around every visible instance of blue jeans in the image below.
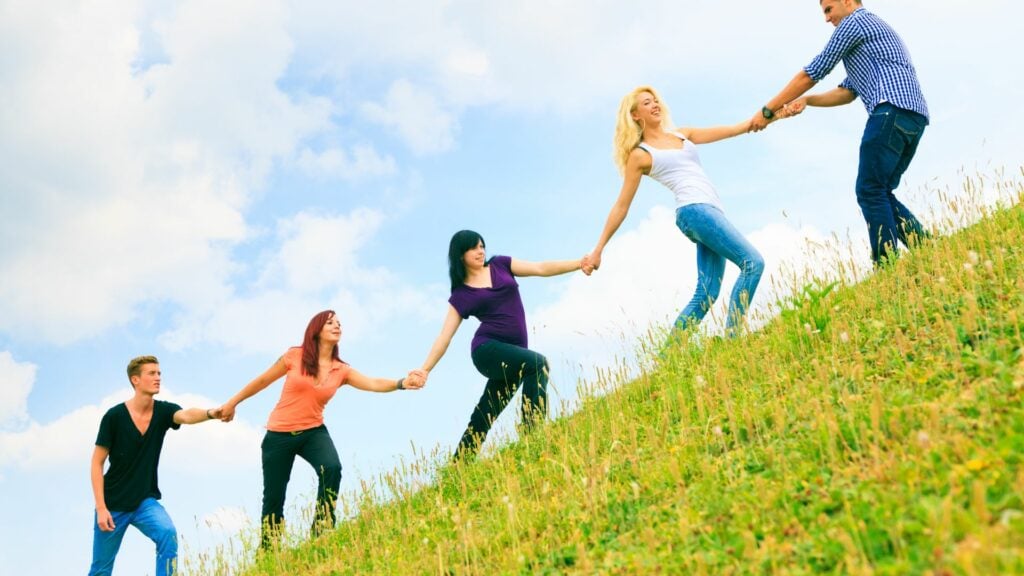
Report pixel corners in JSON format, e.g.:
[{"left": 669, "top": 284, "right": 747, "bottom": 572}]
[
  {"left": 856, "top": 102, "right": 929, "bottom": 263},
  {"left": 89, "top": 497, "right": 177, "bottom": 576},
  {"left": 675, "top": 203, "right": 764, "bottom": 332}
]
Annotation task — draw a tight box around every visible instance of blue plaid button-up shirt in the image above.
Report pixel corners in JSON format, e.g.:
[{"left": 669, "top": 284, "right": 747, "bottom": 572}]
[{"left": 804, "top": 8, "right": 929, "bottom": 122}]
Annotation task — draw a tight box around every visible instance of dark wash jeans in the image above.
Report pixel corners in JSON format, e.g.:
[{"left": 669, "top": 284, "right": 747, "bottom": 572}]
[
  {"left": 455, "top": 340, "right": 549, "bottom": 460},
  {"left": 260, "top": 425, "right": 342, "bottom": 548},
  {"left": 856, "top": 102, "right": 929, "bottom": 263}
]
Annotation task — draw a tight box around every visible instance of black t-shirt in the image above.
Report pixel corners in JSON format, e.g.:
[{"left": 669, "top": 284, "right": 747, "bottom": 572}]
[{"left": 95, "top": 400, "right": 182, "bottom": 512}]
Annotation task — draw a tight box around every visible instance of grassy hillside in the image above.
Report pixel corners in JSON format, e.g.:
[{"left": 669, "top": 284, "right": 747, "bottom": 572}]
[{"left": 206, "top": 183, "right": 1023, "bottom": 575}]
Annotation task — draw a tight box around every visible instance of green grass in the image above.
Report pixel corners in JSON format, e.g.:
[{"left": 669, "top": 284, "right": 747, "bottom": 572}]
[{"left": 193, "top": 174, "right": 1024, "bottom": 575}]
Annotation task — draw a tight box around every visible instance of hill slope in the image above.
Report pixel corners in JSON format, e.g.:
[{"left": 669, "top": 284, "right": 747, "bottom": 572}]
[{"left": 225, "top": 196, "right": 1024, "bottom": 575}]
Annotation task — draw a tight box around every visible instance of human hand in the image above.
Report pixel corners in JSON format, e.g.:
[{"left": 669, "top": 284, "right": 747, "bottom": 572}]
[
  {"left": 207, "top": 407, "right": 224, "bottom": 421},
  {"left": 96, "top": 508, "right": 115, "bottom": 532},
  {"left": 581, "top": 255, "right": 595, "bottom": 276},
  {"left": 781, "top": 98, "right": 807, "bottom": 118},
  {"left": 218, "top": 402, "right": 236, "bottom": 423},
  {"left": 586, "top": 251, "right": 602, "bottom": 274},
  {"left": 403, "top": 369, "right": 427, "bottom": 390},
  {"left": 750, "top": 110, "right": 770, "bottom": 132}
]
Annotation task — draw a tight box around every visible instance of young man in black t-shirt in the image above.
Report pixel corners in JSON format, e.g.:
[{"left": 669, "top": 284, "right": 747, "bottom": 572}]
[{"left": 89, "top": 355, "right": 222, "bottom": 576}]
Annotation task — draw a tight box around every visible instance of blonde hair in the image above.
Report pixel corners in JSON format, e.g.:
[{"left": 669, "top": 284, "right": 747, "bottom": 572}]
[
  {"left": 126, "top": 355, "right": 159, "bottom": 386},
  {"left": 613, "top": 85, "right": 674, "bottom": 175}
]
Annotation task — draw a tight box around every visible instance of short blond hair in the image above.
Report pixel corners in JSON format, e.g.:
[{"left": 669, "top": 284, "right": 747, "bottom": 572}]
[{"left": 127, "top": 355, "right": 159, "bottom": 385}]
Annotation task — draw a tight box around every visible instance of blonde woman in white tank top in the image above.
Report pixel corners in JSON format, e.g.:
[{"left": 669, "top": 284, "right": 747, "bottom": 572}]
[{"left": 585, "top": 85, "right": 793, "bottom": 338}]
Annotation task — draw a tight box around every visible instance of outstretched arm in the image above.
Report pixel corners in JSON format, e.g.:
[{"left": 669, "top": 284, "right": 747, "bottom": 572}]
[
  {"left": 173, "top": 406, "right": 223, "bottom": 425},
  {"left": 419, "top": 305, "right": 463, "bottom": 376},
  {"left": 682, "top": 120, "right": 754, "bottom": 145},
  {"left": 510, "top": 257, "right": 584, "bottom": 278},
  {"left": 587, "top": 149, "right": 647, "bottom": 271},
  {"left": 782, "top": 86, "right": 857, "bottom": 118},
  {"left": 219, "top": 357, "right": 289, "bottom": 422},
  {"left": 345, "top": 368, "right": 424, "bottom": 393},
  {"left": 91, "top": 446, "right": 115, "bottom": 532},
  {"left": 751, "top": 70, "right": 818, "bottom": 131},
  {"left": 799, "top": 86, "right": 857, "bottom": 108}
]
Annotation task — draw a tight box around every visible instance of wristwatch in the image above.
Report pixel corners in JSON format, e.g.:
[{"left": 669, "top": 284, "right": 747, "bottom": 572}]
[{"left": 761, "top": 106, "right": 775, "bottom": 120}]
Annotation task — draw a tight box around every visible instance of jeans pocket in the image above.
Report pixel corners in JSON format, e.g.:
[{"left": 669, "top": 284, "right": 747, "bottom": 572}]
[
  {"left": 887, "top": 114, "right": 922, "bottom": 154},
  {"left": 863, "top": 109, "right": 893, "bottom": 147}
]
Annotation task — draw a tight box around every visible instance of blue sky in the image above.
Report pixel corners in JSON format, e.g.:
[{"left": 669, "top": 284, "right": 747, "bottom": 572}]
[{"left": 2, "top": 1, "right": 1022, "bottom": 573}]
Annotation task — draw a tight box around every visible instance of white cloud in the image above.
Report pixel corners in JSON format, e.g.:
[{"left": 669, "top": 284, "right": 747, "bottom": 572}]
[
  {"left": 158, "top": 208, "right": 439, "bottom": 354},
  {"left": 445, "top": 49, "right": 490, "bottom": 77},
  {"left": 361, "top": 79, "right": 458, "bottom": 155},
  {"left": 260, "top": 208, "right": 386, "bottom": 292},
  {"left": 161, "top": 391, "right": 264, "bottom": 473},
  {"left": 0, "top": 400, "right": 108, "bottom": 472},
  {"left": 0, "top": 353, "right": 37, "bottom": 429},
  {"left": 158, "top": 290, "right": 322, "bottom": 355},
  {"left": 0, "top": 0, "right": 331, "bottom": 344},
  {"left": 297, "top": 145, "right": 397, "bottom": 180}
]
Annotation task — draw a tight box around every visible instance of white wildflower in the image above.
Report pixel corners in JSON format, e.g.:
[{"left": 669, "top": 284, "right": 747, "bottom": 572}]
[{"left": 916, "top": 430, "right": 930, "bottom": 447}]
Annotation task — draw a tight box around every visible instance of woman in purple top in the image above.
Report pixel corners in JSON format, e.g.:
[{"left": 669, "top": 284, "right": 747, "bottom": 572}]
[{"left": 419, "top": 230, "right": 591, "bottom": 460}]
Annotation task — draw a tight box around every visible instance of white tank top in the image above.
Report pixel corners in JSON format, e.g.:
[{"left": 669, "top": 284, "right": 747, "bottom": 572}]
[{"left": 638, "top": 132, "right": 723, "bottom": 210}]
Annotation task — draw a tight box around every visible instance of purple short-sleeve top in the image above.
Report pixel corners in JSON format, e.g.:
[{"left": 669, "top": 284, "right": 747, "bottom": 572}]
[{"left": 448, "top": 255, "right": 528, "bottom": 351}]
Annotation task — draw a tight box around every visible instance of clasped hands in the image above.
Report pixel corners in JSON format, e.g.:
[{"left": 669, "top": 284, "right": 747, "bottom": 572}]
[
  {"left": 749, "top": 98, "right": 807, "bottom": 132},
  {"left": 402, "top": 369, "right": 427, "bottom": 389},
  {"left": 581, "top": 253, "right": 598, "bottom": 276}
]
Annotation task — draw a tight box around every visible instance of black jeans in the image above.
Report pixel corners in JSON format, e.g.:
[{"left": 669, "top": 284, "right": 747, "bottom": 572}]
[
  {"left": 455, "top": 340, "right": 549, "bottom": 460},
  {"left": 260, "top": 425, "right": 342, "bottom": 548}
]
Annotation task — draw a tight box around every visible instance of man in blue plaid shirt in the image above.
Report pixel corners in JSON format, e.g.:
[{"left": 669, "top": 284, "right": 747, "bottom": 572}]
[{"left": 751, "top": 0, "right": 930, "bottom": 265}]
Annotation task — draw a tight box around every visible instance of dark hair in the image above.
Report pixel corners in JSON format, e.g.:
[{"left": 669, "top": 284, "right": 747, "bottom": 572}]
[
  {"left": 301, "top": 310, "right": 342, "bottom": 377},
  {"left": 448, "top": 230, "right": 485, "bottom": 290}
]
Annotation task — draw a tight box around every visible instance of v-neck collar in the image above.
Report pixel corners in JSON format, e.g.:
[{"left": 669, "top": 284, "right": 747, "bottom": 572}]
[{"left": 124, "top": 402, "right": 152, "bottom": 437}]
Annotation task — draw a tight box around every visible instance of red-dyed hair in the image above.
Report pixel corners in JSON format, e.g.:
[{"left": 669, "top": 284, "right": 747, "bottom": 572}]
[{"left": 301, "top": 310, "right": 342, "bottom": 377}]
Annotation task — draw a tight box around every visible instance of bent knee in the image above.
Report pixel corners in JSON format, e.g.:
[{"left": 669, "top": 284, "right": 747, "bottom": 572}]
[
  {"left": 156, "top": 527, "right": 178, "bottom": 553},
  {"left": 320, "top": 461, "right": 343, "bottom": 483},
  {"left": 528, "top": 354, "right": 549, "bottom": 376},
  {"left": 747, "top": 254, "right": 765, "bottom": 275}
]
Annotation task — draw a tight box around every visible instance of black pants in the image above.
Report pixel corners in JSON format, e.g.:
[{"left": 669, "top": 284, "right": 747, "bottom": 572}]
[
  {"left": 260, "top": 425, "right": 342, "bottom": 547},
  {"left": 455, "top": 340, "right": 549, "bottom": 460}
]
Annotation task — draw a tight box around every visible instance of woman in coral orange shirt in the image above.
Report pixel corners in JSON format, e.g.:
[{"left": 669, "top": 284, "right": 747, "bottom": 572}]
[{"left": 219, "top": 309, "right": 424, "bottom": 548}]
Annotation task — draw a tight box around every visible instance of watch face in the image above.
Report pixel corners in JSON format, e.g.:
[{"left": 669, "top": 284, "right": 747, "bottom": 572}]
[{"left": 762, "top": 107, "right": 773, "bottom": 119}]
